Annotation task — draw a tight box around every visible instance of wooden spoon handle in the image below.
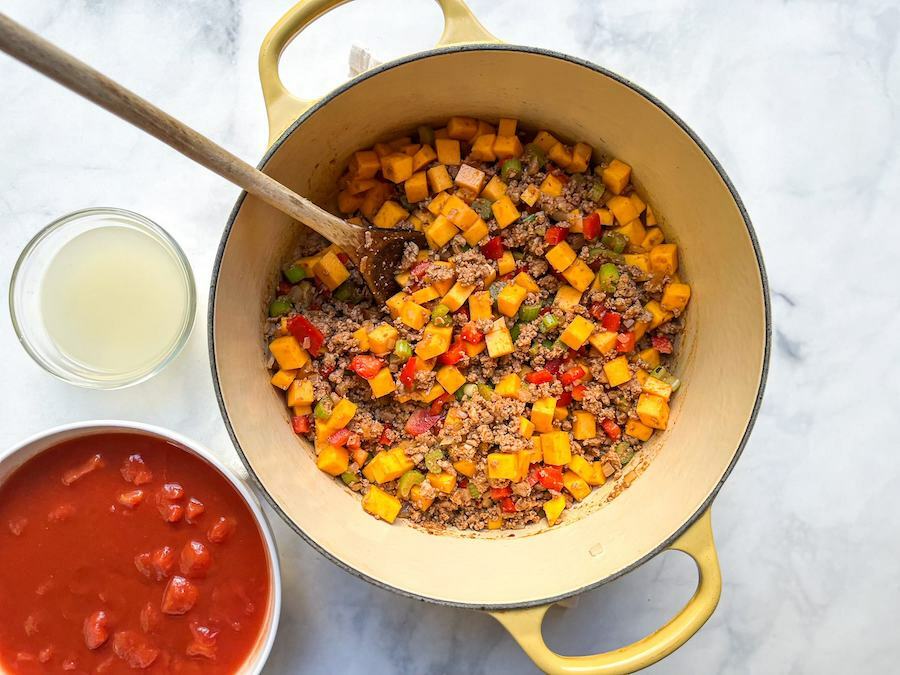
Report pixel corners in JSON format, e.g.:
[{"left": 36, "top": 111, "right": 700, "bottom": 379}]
[{"left": 0, "top": 12, "right": 362, "bottom": 253}]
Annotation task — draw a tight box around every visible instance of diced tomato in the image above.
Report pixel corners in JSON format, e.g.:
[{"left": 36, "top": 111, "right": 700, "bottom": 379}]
[
  {"left": 536, "top": 466, "right": 564, "bottom": 491},
  {"left": 525, "top": 369, "right": 553, "bottom": 384},
  {"left": 161, "top": 576, "right": 199, "bottom": 615},
  {"left": 557, "top": 391, "right": 573, "bottom": 407},
  {"left": 186, "top": 621, "right": 219, "bottom": 661},
  {"left": 651, "top": 334, "right": 674, "bottom": 354},
  {"left": 500, "top": 497, "right": 517, "bottom": 514},
  {"left": 185, "top": 497, "right": 205, "bottom": 524},
  {"left": 287, "top": 315, "right": 325, "bottom": 356},
  {"left": 572, "top": 384, "right": 587, "bottom": 401},
  {"left": 117, "top": 489, "right": 145, "bottom": 509},
  {"left": 37, "top": 648, "right": 52, "bottom": 664},
  {"left": 277, "top": 279, "right": 292, "bottom": 295},
  {"left": 601, "top": 311, "right": 621, "bottom": 332},
  {"left": 410, "top": 260, "right": 431, "bottom": 279},
  {"left": 83, "top": 610, "right": 110, "bottom": 650},
  {"left": 404, "top": 408, "right": 441, "bottom": 437},
  {"left": 616, "top": 331, "right": 636, "bottom": 353},
  {"left": 161, "top": 483, "right": 185, "bottom": 500},
  {"left": 481, "top": 236, "right": 505, "bottom": 260},
  {"left": 559, "top": 366, "right": 586, "bottom": 385},
  {"left": 378, "top": 424, "right": 394, "bottom": 446},
  {"left": 134, "top": 552, "right": 152, "bottom": 578},
  {"left": 150, "top": 545, "right": 176, "bottom": 580},
  {"left": 112, "top": 631, "right": 159, "bottom": 669},
  {"left": 601, "top": 418, "right": 621, "bottom": 440},
  {"left": 47, "top": 503, "right": 75, "bottom": 522},
  {"left": 179, "top": 540, "right": 212, "bottom": 579},
  {"left": 489, "top": 486, "right": 512, "bottom": 500},
  {"left": 589, "top": 302, "right": 606, "bottom": 321},
  {"left": 348, "top": 355, "right": 384, "bottom": 379},
  {"left": 61, "top": 453, "right": 105, "bottom": 486},
  {"left": 139, "top": 602, "right": 160, "bottom": 634},
  {"left": 544, "top": 226, "right": 568, "bottom": 245},
  {"left": 156, "top": 485, "right": 185, "bottom": 523},
  {"left": 582, "top": 212, "right": 602, "bottom": 241},
  {"left": 429, "top": 393, "right": 452, "bottom": 416},
  {"left": 460, "top": 322, "right": 484, "bottom": 344},
  {"left": 399, "top": 356, "right": 418, "bottom": 389},
  {"left": 120, "top": 454, "right": 153, "bottom": 485},
  {"left": 327, "top": 428, "right": 351, "bottom": 447},
  {"left": 291, "top": 415, "right": 311, "bottom": 434},
  {"left": 438, "top": 339, "right": 466, "bottom": 365},
  {"left": 207, "top": 516, "right": 237, "bottom": 544},
  {"left": 346, "top": 433, "right": 362, "bottom": 451},
  {"left": 8, "top": 516, "right": 27, "bottom": 536}
]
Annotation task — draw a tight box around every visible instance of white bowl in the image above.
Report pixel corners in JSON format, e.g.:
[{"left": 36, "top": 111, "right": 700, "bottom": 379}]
[{"left": 1, "top": 420, "right": 281, "bottom": 674}]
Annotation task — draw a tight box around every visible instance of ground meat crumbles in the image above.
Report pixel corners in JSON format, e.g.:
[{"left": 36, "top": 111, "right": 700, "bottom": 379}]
[{"left": 265, "top": 117, "right": 691, "bottom": 531}]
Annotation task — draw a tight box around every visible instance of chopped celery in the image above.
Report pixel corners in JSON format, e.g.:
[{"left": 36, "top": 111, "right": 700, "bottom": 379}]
[
  {"left": 284, "top": 265, "right": 307, "bottom": 283},
  {"left": 650, "top": 366, "right": 681, "bottom": 391},
  {"left": 601, "top": 231, "right": 628, "bottom": 254},
  {"left": 424, "top": 449, "right": 444, "bottom": 474},
  {"left": 340, "top": 472, "right": 359, "bottom": 487},
  {"left": 598, "top": 263, "right": 620, "bottom": 293},
  {"left": 456, "top": 383, "right": 478, "bottom": 401},
  {"left": 500, "top": 158, "right": 522, "bottom": 180},
  {"left": 314, "top": 399, "right": 332, "bottom": 420},
  {"left": 431, "top": 303, "right": 452, "bottom": 326},
  {"left": 518, "top": 304, "right": 541, "bottom": 323},
  {"left": 512, "top": 250, "right": 524, "bottom": 261},
  {"left": 614, "top": 442, "right": 634, "bottom": 466},
  {"left": 468, "top": 483, "right": 481, "bottom": 499},
  {"left": 393, "top": 339, "right": 413, "bottom": 360},
  {"left": 333, "top": 281, "right": 358, "bottom": 303},
  {"left": 432, "top": 303, "right": 450, "bottom": 318},
  {"left": 510, "top": 323, "right": 522, "bottom": 341},
  {"left": 398, "top": 470, "right": 425, "bottom": 498},
  {"left": 529, "top": 342, "right": 542, "bottom": 357},
  {"left": 540, "top": 314, "right": 559, "bottom": 333},
  {"left": 524, "top": 143, "right": 547, "bottom": 168},
  {"left": 268, "top": 297, "right": 292, "bottom": 318},
  {"left": 477, "top": 383, "right": 494, "bottom": 400},
  {"left": 588, "top": 179, "right": 606, "bottom": 203},
  {"left": 431, "top": 314, "right": 453, "bottom": 327},
  {"left": 471, "top": 198, "right": 493, "bottom": 219}
]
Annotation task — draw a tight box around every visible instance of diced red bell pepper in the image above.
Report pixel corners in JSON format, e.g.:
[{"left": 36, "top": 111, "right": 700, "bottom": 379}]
[
  {"left": 277, "top": 280, "right": 292, "bottom": 295},
  {"left": 348, "top": 355, "right": 384, "bottom": 379},
  {"left": 601, "top": 418, "right": 621, "bottom": 440},
  {"left": 429, "top": 393, "right": 452, "bottom": 416},
  {"left": 601, "top": 311, "right": 621, "bottom": 332},
  {"left": 346, "top": 433, "right": 362, "bottom": 451},
  {"left": 536, "top": 465, "right": 564, "bottom": 491},
  {"left": 525, "top": 369, "right": 553, "bottom": 384},
  {"left": 287, "top": 315, "right": 325, "bottom": 356},
  {"left": 651, "top": 334, "right": 674, "bottom": 354},
  {"left": 291, "top": 415, "right": 311, "bottom": 434},
  {"left": 500, "top": 497, "right": 517, "bottom": 514},
  {"left": 319, "top": 363, "right": 336, "bottom": 378},
  {"left": 438, "top": 339, "right": 466, "bottom": 365},
  {"left": 572, "top": 384, "right": 587, "bottom": 401},
  {"left": 481, "top": 236, "right": 505, "bottom": 260},
  {"left": 544, "top": 226, "right": 568, "bottom": 245},
  {"left": 410, "top": 260, "right": 431, "bottom": 279},
  {"left": 405, "top": 408, "right": 441, "bottom": 437},
  {"left": 545, "top": 357, "right": 564, "bottom": 374},
  {"left": 327, "top": 428, "right": 351, "bottom": 447},
  {"left": 559, "top": 366, "right": 586, "bottom": 386},
  {"left": 616, "top": 331, "right": 636, "bottom": 353},
  {"left": 590, "top": 302, "right": 606, "bottom": 321},
  {"left": 399, "top": 356, "right": 418, "bottom": 388},
  {"left": 379, "top": 424, "right": 394, "bottom": 446},
  {"left": 527, "top": 468, "right": 541, "bottom": 486},
  {"left": 557, "top": 391, "right": 572, "bottom": 407},
  {"left": 489, "top": 486, "right": 512, "bottom": 500},
  {"left": 582, "top": 212, "right": 602, "bottom": 241},
  {"left": 460, "top": 322, "right": 484, "bottom": 344}
]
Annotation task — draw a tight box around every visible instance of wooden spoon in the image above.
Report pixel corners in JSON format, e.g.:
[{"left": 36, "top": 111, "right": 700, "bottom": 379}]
[{"left": 0, "top": 13, "right": 425, "bottom": 303}]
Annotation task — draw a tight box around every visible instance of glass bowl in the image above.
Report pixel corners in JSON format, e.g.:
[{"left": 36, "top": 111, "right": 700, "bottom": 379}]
[{"left": 9, "top": 208, "right": 196, "bottom": 389}]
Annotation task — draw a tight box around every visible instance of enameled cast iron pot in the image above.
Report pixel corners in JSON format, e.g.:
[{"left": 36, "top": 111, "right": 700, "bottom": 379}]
[{"left": 209, "top": 1, "right": 770, "bottom": 672}]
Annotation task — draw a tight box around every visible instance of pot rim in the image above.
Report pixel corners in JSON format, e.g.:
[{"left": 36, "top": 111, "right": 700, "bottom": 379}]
[
  {"left": 1, "top": 419, "right": 282, "bottom": 672},
  {"left": 208, "top": 42, "right": 772, "bottom": 610}
]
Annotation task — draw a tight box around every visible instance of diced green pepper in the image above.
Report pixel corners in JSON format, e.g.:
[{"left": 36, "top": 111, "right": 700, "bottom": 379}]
[
  {"left": 284, "top": 265, "right": 307, "bottom": 283},
  {"left": 518, "top": 303, "right": 541, "bottom": 323},
  {"left": 424, "top": 449, "right": 444, "bottom": 474},
  {"left": 614, "top": 442, "right": 634, "bottom": 466},
  {"left": 432, "top": 303, "right": 450, "bottom": 318},
  {"left": 471, "top": 198, "right": 493, "bottom": 219},
  {"left": 468, "top": 483, "right": 481, "bottom": 499},
  {"left": 540, "top": 314, "right": 559, "bottom": 333},
  {"left": 314, "top": 399, "right": 332, "bottom": 420},
  {"left": 598, "top": 263, "right": 620, "bottom": 293},
  {"left": 268, "top": 297, "right": 293, "bottom": 318},
  {"left": 510, "top": 323, "right": 522, "bottom": 341},
  {"left": 398, "top": 470, "right": 425, "bottom": 498},
  {"left": 340, "top": 471, "right": 359, "bottom": 487},
  {"left": 500, "top": 158, "right": 522, "bottom": 180},
  {"left": 601, "top": 231, "right": 628, "bottom": 254},
  {"left": 477, "top": 383, "right": 494, "bottom": 400},
  {"left": 542, "top": 338, "right": 556, "bottom": 350},
  {"left": 393, "top": 339, "right": 413, "bottom": 361}
]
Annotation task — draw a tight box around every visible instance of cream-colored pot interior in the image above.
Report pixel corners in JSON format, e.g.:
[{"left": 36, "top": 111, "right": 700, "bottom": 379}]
[{"left": 211, "top": 46, "right": 767, "bottom": 608}]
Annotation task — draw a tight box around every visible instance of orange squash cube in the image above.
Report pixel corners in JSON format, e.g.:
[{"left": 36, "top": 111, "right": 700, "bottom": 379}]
[
  {"left": 447, "top": 116, "right": 479, "bottom": 141},
  {"left": 372, "top": 200, "right": 409, "bottom": 230},
  {"left": 426, "top": 164, "right": 454, "bottom": 193},
  {"left": 412, "top": 144, "right": 437, "bottom": 172},
  {"left": 349, "top": 150, "right": 380, "bottom": 179},
  {"left": 470, "top": 134, "right": 497, "bottom": 161},
  {"left": 404, "top": 172, "right": 429, "bottom": 204},
  {"left": 380, "top": 153, "right": 414, "bottom": 183},
  {"left": 481, "top": 175, "right": 508, "bottom": 201},
  {"left": 435, "top": 138, "right": 461, "bottom": 165},
  {"left": 493, "top": 135, "right": 524, "bottom": 160},
  {"left": 532, "top": 130, "right": 558, "bottom": 152},
  {"left": 601, "top": 159, "right": 632, "bottom": 194}
]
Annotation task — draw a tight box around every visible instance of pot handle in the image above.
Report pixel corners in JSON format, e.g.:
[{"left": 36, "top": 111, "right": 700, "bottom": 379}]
[
  {"left": 489, "top": 508, "right": 721, "bottom": 675},
  {"left": 259, "top": 0, "right": 498, "bottom": 144}
]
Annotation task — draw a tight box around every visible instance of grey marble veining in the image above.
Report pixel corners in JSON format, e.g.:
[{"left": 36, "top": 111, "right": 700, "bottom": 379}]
[{"left": 1, "top": 1, "right": 898, "bottom": 672}]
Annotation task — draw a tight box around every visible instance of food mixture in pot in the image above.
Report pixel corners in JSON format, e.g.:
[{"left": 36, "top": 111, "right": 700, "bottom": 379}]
[{"left": 264, "top": 117, "right": 691, "bottom": 531}]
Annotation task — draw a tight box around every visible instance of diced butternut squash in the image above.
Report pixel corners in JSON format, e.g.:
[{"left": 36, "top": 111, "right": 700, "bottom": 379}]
[
  {"left": 561, "top": 259, "right": 594, "bottom": 292},
  {"left": 404, "top": 172, "right": 429, "bottom": 203},
  {"left": 399, "top": 301, "right": 431, "bottom": 330},
  {"left": 328, "top": 398, "right": 358, "bottom": 430},
  {"left": 661, "top": 282, "right": 691, "bottom": 312},
  {"left": 476, "top": 120, "right": 495, "bottom": 136},
  {"left": 468, "top": 291, "right": 493, "bottom": 321},
  {"left": 433, "top": 128, "right": 449, "bottom": 139},
  {"left": 497, "top": 251, "right": 517, "bottom": 276},
  {"left": 560, "top": 316, "right": 595, "bottom": 350},
  {"left": 642, "top": 376, "right": 673, "bottom": 401},
  {"left": 645, "top": 300, "right": 673, "bottom": 330},
  {"left": 425, "top": 215, "right": 459, "bottom": 248},
  {"left": 409, "top": 285, "right": 440, "bottom": 304},
  {"left": 615, "top": 219, "right": 646, "bottom": 248},
  {"left": 349, "top": 150, "right": 380, "bottom": 179},
  {"left": 412, "top": 144, "right": 437, "bottom": 171},
  {"left": 372, "top": 142, "right": 393, "bottom": 158},
  {"left": 629, "top": 192, "right": 646, "bottom": 216},
  {"left": 269, "top": 336, "right": 310, "bottom": 370},
  {"left": 347, "top": 177, "right": 378, "bottom": 195},
  {"left": 313, "top": 251, "right": 350, "bottom": 290},
  {"left": 463, "top": 340, "right": 486, "bottom": 357},
  {"left": 416, "top": 325, "right": 453, "bottom": 359},
  {"left": 316, "top": 444, "right": 349, "bottom": 476},
  {"left": 495, "top": 373, "right": 522, "bottom": 398},
  {"left": 539, "top": 173, "right": 564, "bottom": 197},
  {"left": 360, "top": 183, "right": 392, "bottom": 220},
  {"left": 497, "top": 118, "right": 517, "bottom": 137},
  {"left": 436, "top": 365, "right": 467, "bottom": 394},
  {"left": 543, "top": 495, "right": 566, "bottom": 526},
  {"left": 372, "top": 200, "right": 409, "bottom": 229},
  {"left": 270, "top": 368, "right": 297, "bottom": 390},
  {"left": 409, "top": 484, "right": 433, "bottom": 511},
  {"left": 532, "top": 131, "right": 559, "bottom": 152},
  {"left": 337, "top": 189, "right": 364, "bottom": 214},
  {"left": 497, "top": 283, "right": 527, "bottom": 317},
  {"left": 531, "top": 397, "right": 557, "bottom": 433},
  {"left": 548, "top": 142, "right": 573, "bottom": 169},
  {"left": 520, "top": 184, "right": 541, "bottom": 206},
  {"left": 493, "top": 135, "right": 524, "bottom": 159},
  {"left": 572, "top": 410, "right": 597, "bottom": 440},
  {"left": 381, "top": 153, "right": 414, "bottom": 183},
  {"left": 589, "top": 330, "right": 618, "bottom": 355},
  {"left": 603, "top": 355, "right": 632, "bottom": 387},
  {"left": 625, "top": 418, "right": 654, "bottom": 441},
  {"left": 441, "top": 194, "right": 478, "bottom": 229},
  {"left": 435, "top": 138, "right": 461, "bottom": 165},
  {"left": 442, "top": 281, "right": 476, "bottom": 311},
  {"left": 362, "top": 485, "right": 402, "bottom": 523},
  {"left": 650, "top": 243, "right": 678, "bottom": 276},
  {"left": 454, "top": 164, "right": 487, "bottom": 194},
  {"left": 386, "top": 292, "right": 408, "bottom": 319},
  {"left": 286, "top": 379, "right": 315, "bottom": 407},
  {"left": 642, "top": 227, "right": 664, "bottom": 250},
  {"left": 546, "top": 241, "right": 577, "bottom": 272},
  {"left": 428, "top": 472, "right": 457, "bottom": 494},
  {"left": 519, "top": 416, "right": 535, "bottom": 439},
  {"left": 637, "top": 393, "right": 669, "bottom": 430},
  {"left": 461, "top": 218, "right": 488, "bottom": 246},
  {"left": 541, "top": 431, "right": 572, "bottom": 465},
  {"left": 568, "top": 455, "right": 606, "bottom": 486},
  {"left": 368, "top": 323, "right": 399, "bottom": 355},
  {"left": 470, "top": 134, "right": 497, "bottom": 161},
  {"left": 427, "top": 191, "right": 451, "bottom": 216},
  {"left": 447, "top": 116, "right": 479, "bottom": 140},
  {"left": 485, "top": 319, "right": 514, "bottom": 358},
  {"left": 387, "top": 136, "right": 412, "bottom": 150},
  {"left": 601, "top": 159, "right": 631, "bottom": 194},
  {"left": 563, "top": 471, "right": 591, "bottom": 501},
  {"left": 487, "top": 453, "right": 519, "bottom": 480},
  {"left": 368, "top": 367, "right": 396, "bottom": 399},
  {"left": 491, "top": 195, "right": 520, "bottom": 228},
  {"left": 623, "top": 253, "right": 651, "bottom": 279},
  {"left": 481, "top": 175, "right": 507, "bottom": 201},
  {"left": 596, "top": 208, "right": 614, "bottom": 225},
  {"left": 453, "top": 459, "right": 477, "bottom": 478},
  {"left": 569, "top": 142, "right": 592, "bottom": 173},
  {"left": 607, "top": 195, "right": 640, "bottom": 225},
  {"left": 637, "top": 347, "right": 661, "bottom": 369},
  {"left": 554, "top": 284, "right": 583, "bottom": 311},
  {"left": 426, "top": 164, "right": 454, "bottom": 193},
  {"left": 645, "top": 205, "right": 658, "bottom": 226}
]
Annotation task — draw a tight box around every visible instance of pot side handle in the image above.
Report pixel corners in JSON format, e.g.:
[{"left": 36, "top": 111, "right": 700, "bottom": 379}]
[
  {"left": 259, "top": 0, "right": 498, "bottom": 145},
  {"left": 489, "top": 508, "right": 721, "bottom": 675}
]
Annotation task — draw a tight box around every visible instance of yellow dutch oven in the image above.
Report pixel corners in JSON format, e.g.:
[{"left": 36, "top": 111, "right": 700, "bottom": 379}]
[{"left": 209, "top": 1, "right": 770, "bottom": 672}]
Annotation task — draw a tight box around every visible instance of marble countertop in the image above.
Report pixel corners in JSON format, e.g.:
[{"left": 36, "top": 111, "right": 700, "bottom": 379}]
[{"left": 1, "top": 1, "right": 897, "bottom": 672}]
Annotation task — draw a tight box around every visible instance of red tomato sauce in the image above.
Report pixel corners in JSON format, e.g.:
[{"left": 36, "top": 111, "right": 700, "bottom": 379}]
[{"left": 0, "top": 433, "right": 271, "bottom": 674}]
